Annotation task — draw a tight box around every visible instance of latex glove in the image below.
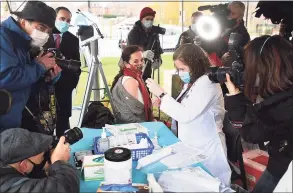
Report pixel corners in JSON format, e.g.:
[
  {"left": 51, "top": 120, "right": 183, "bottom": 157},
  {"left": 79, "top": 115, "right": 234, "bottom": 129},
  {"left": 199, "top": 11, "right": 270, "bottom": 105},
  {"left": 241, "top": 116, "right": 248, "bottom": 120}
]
[
  {"left": 145, "top": 78, "right": 165, "bottom": 97},
  {"left": 224, "top": 73, "right": 240, "bottom": 96},
  {"left": 143, "top": 50, "right": 155, "bottom": 61},
  {"left": 152, "top": 58, "right": 162, "bottom": 69}
]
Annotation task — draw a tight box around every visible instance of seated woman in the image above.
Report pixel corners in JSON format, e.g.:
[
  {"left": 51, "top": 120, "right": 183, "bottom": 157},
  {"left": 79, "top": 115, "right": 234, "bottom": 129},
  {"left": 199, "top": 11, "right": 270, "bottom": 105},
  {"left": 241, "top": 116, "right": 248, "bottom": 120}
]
[
  {"left": 146, "top": 43, "right": 231, "bottom": 186},
  {"left": 111, "top": 45, "right": 153, "bottom": 124},
  {"left": 225, "top": 35, "right": 293, "bottom": 193}
]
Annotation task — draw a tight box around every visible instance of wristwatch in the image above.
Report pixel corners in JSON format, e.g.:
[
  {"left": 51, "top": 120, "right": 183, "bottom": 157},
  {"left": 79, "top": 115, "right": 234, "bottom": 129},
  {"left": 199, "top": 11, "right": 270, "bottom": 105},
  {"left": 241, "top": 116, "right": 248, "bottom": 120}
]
[{"left": 159, "top": 92, "right": 166, "bottom": 99}]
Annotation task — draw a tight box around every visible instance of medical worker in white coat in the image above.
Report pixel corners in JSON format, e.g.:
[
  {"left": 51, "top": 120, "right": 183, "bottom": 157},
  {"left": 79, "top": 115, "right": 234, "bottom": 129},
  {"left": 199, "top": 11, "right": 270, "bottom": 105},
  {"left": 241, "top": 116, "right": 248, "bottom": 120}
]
[{"left": 146, "top": 43, "right": 231, "bottom": 186}]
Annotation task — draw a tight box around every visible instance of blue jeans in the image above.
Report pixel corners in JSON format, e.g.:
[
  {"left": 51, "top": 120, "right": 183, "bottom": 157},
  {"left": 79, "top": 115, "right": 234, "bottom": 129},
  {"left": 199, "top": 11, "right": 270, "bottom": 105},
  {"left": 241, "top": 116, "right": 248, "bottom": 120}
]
[{"left": 252, "top": 169, "right": 280, "bottom": 193}]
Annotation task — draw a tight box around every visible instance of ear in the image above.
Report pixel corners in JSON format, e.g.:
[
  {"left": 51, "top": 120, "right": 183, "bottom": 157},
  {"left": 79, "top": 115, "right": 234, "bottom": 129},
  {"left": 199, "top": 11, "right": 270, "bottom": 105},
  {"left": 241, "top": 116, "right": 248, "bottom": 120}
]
[{"left": 19, "top": 19, "right": 26, "bottom": 28}]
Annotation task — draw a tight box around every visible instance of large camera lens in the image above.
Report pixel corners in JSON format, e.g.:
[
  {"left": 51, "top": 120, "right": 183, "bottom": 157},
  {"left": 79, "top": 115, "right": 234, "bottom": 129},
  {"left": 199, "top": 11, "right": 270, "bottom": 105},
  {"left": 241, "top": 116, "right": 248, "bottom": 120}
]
[
  {"left": 64, "top": 127, "right": 83, "bottom": 145},
  {"left": 207, "top": 67, "right": 229, "bottom": 83}
]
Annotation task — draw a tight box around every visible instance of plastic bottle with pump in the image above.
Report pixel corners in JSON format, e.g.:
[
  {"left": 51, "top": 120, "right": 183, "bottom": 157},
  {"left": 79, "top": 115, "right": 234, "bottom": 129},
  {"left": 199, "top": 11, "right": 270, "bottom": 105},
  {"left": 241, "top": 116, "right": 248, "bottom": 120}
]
[{"left": 98, "top": 128, "right": 109, "bottom": 152}]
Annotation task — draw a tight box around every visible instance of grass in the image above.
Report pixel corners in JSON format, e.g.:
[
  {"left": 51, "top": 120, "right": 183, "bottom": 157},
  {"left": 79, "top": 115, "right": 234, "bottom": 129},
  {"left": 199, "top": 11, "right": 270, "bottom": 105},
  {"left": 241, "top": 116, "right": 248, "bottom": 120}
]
[{"left": 73, "top": 53, "right": 176, "bottom": 121}]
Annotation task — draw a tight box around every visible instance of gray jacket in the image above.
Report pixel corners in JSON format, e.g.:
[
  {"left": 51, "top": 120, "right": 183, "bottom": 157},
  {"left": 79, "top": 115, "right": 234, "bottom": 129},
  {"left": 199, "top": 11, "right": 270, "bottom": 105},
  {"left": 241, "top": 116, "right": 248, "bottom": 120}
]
[{"left": 111, "top": 76, "right": 147, "bottom": 124}]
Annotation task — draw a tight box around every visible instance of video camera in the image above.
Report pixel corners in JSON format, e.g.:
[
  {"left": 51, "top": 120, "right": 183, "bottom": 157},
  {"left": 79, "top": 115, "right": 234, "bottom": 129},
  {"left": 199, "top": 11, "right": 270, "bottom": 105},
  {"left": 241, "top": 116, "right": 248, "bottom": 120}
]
[
  {"left": 43, "top": 48, "right": 81, "bottom": 74},
  {"left": 151, "top": 25, "right": 166, "bottom": 35},
  {"left": 0, "top": 89, "right": 12, "bottom": 115},
  {"left": 52, "top": 127, "right": 83, "bottom": 148},
  {"left": 207, "top": 33, "right": 244, "bottom": 88},
  {"left": 198, "top": 3, "right": 234, "bottom": 30}
]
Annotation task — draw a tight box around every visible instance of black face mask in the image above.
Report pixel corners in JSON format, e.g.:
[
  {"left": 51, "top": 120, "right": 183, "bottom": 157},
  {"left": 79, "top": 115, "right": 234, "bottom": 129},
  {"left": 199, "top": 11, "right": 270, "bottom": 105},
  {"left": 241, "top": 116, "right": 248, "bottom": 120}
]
[
  {"left": 226, "top": 18, "right": 237, "bottom": 28},
  {"left": 25, "top": 151, "right": 50, "bottom": 179}
]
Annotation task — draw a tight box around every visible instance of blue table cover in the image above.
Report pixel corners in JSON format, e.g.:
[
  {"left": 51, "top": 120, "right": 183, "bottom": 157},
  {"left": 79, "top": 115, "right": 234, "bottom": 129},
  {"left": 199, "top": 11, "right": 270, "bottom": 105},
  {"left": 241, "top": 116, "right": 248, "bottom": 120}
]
[{"left": 70, "top": 122, "right": 203, "bottom": 192}]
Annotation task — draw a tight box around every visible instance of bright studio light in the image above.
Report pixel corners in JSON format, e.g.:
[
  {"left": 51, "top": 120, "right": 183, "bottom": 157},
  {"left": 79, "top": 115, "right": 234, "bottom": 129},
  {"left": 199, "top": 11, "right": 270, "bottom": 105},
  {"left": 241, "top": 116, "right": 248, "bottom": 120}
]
[{"left": 196, "top": 16, "right": 221, "bottom": 41}]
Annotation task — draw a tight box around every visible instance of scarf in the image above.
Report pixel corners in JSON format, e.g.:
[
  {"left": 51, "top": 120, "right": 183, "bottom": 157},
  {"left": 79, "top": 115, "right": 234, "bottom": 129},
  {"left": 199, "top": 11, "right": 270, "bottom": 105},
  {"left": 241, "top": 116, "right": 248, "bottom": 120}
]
[{"left": 123, "top": 67, "right": 153, "bottom": 121}]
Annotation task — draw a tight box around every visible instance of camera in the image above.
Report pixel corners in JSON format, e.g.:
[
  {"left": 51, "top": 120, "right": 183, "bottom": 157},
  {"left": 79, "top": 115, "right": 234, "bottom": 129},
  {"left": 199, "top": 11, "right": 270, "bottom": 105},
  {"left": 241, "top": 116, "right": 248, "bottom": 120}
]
[
  {"left": 52, "top": 127, "right": 83, "bottom": 147},
  {"left": 207, "top": 33, "right": 244, "bottom": 88},
  {"left": 43, "top": 48, "right": 81, "bottom": 74},
  {"left": 198, "top": 3, "right": 235, "bottom": 30},
  {"left": 151, "top": 25, "right": 166, "bottom": 35}
]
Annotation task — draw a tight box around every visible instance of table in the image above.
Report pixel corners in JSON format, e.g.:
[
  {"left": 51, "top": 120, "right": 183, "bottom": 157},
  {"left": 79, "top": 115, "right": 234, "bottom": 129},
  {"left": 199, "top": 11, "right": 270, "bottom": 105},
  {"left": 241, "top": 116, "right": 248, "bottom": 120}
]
[{"left": 70, "top": 122, "right": 180, "bottom": 193}]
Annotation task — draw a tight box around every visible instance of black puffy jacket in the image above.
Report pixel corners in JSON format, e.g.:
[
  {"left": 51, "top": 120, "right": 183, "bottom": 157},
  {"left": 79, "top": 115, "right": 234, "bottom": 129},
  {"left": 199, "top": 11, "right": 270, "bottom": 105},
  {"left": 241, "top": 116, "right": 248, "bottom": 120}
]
[
  {"left": 127, "top": 20, "right": 163, "bottom": 59},
  {"left": 0, "top": 161, "right": 79, "bottom": 193},
  {"left": 225, "top": 88, "right": 293, "bottom": 179}
]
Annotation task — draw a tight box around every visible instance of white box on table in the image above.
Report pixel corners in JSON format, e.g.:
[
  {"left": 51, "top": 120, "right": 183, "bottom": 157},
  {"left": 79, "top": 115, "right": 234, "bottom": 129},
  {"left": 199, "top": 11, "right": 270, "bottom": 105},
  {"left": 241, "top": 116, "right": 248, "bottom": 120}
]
[{"left": 82, "top": 155, "right": 104, "bottom": 181}]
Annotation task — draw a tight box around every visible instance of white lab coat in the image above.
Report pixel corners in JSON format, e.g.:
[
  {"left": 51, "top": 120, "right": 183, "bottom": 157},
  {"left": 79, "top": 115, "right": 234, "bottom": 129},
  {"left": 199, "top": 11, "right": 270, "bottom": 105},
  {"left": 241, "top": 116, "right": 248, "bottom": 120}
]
[{"left": 160, "top": 75, "right": 231, "bottom": 186}]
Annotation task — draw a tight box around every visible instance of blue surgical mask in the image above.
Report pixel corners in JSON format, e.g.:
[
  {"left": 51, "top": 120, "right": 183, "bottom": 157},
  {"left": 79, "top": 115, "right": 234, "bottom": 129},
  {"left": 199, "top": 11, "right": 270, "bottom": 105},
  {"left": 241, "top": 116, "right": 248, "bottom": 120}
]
[
  {"left": 143, "top": 20, "right": 153, "bottom": 29},
  {"left": 179, "top": 71, "right": 191, "bottom": 84},
  {"left": 55, "top": 20, "right": 69, "bottom": 33}
]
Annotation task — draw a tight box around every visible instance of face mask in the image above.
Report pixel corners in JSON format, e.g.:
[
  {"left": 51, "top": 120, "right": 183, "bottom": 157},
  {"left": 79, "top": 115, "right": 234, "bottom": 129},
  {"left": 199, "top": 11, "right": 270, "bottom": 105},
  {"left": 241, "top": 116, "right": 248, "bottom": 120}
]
[
  {"left": 179, "top": 71, "right": 191, "bottom": 84},
  {"left": 25, "top": 151, "right": 50, "bottom": 179},
  {"left": 30, "top": 29, "right": 49, "bottom": 48},
  {"left": 191, "top": 24, "right": 197, "bottom": 33},
  {"left": 143, "top": 20, "right": 153, "bottom": 29},
  {"left": 226, "top": 18, "right": 237, "bottom": 28},
  {"left": 55, "top": 20, "right": 69, "bottom": 33}
]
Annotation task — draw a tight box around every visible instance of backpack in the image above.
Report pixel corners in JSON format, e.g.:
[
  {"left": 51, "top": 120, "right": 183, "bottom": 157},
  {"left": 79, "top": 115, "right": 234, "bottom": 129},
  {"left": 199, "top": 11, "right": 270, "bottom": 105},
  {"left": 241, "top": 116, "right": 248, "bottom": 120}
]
[{"left": 81, "top": 101, "right": 115, "bottom": 129}]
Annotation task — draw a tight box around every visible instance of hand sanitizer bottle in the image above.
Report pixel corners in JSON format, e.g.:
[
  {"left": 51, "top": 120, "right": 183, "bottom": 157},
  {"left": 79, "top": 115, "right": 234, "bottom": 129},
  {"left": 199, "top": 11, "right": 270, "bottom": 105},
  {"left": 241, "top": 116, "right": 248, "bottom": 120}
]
[{"left": 98, "top": 128, "right": 109, "bottom": 153}]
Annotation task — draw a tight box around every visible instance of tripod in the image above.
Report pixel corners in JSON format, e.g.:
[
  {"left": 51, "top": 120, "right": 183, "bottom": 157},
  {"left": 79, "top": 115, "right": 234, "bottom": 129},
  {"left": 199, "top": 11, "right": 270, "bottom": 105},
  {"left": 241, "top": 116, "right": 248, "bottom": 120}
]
[{"left": 77, "top": 36, "right": 115, "bottom": 127}]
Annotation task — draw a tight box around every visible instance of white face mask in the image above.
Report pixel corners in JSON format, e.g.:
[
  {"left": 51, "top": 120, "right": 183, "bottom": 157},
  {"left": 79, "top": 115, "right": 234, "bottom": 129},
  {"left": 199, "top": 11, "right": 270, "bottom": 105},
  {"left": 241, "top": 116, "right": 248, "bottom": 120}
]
[
  {"left": 143, "top": 20, "right": 153, "bottom": 29},
  {"left": 30, "top": 29, "right": 49, "bottom": 48}
]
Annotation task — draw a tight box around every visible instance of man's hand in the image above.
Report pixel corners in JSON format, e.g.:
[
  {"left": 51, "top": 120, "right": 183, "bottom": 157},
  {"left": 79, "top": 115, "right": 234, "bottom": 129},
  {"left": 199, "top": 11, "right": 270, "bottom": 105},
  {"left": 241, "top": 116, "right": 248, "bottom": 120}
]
[
  {"left": 145, "top": 78, "right": 165, "bottom": 97},
  {"left": 45, "top": 64, "right": 62, "bottom": 82},
  {"left": 143, "top": 50, "right": 155, "bottom": 61},
  {"left": 36, "top": 52, "right": 56, "bottom": 70},
  {"left": 50, "top": 136, "right": 71, "bottom": 164}
]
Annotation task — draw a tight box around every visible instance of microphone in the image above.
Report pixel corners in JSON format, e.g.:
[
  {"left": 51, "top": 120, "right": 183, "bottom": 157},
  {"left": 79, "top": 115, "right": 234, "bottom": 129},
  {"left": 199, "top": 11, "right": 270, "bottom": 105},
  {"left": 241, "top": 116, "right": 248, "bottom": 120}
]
[
  {"left": 0, "top": 89, "right": 12, "bottom": 115},
  {"left": 198, "top": 5, "right": 213, "bottom": 11}
]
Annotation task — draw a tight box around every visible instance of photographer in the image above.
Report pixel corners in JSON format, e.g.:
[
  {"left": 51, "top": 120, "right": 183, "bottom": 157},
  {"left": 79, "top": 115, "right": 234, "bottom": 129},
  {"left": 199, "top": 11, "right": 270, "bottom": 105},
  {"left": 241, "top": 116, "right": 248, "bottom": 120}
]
[
  {"left": 0, "top": 1, "right": 61, "bottom": 131},
  {"left": 175, "top": 11, "right": 203, "bottom": 49},
  {"left": 127, "top": 7, "right": 164, "bottom": 81},
  {"left": 42, "top": 7, "right": 80, "bottom": 137},
  {"left": 225, "top": 35, "right": 292, "bottom": 193},
  {"left": 0, "top": 128, "right": 79, "bottom": 193}
]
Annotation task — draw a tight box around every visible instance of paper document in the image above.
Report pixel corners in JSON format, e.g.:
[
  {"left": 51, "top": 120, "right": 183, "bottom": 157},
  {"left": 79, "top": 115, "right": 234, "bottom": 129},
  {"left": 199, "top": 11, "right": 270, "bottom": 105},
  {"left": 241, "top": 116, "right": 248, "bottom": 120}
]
[
  {"left": 105, "top": 123, "right": 149, "bottom": 136},
  {"left": 157, "top": 167, "right": 231, "bottom": 192},
  {"left": 160, "top": 142, "right": 208, "bottom": 169}
]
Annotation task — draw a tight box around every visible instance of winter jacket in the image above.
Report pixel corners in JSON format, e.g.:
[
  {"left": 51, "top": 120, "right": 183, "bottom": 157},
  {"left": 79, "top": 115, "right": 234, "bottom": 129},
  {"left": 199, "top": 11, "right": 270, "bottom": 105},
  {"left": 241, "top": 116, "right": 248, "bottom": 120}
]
[
  {"left": 127, "top": 20, "right": 163, "bottom": 60},
  {"left": 0, "top": 161, "right": 80, "bottom": 193},
  {"left": 0, "top": 17, "right": 46, "bottom": 130},
  {"left": 175, "top": 26, "right": 197, "bottom": 49},
  {"left": 225, "top": 88, "right": 293, "bottom": 179}
]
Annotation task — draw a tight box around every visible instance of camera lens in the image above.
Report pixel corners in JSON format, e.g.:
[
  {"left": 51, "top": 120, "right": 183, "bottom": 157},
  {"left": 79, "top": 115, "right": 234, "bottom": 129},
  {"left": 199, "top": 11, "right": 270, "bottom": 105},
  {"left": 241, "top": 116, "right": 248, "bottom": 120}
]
[
  {"left": 207, "top": 67, "right": 230, "bottom": 83},
  {"left": 64, "top": 127, "right": 83, "bottom": 145}
]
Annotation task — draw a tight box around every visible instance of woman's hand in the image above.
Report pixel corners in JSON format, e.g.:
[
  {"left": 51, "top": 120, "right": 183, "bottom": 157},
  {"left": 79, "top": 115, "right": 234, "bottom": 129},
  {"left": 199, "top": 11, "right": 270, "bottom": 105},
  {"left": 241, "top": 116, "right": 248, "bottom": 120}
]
[
  {"left": 225, "top": 74, "right": 240, "bottom": 95},
  {"left": 145, "top": 78, "right": 165, "bottom": 97}
]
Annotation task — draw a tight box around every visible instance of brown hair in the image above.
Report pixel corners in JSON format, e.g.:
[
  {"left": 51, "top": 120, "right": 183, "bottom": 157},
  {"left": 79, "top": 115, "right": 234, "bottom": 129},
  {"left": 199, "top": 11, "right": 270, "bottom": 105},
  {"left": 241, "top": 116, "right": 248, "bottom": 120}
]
[
  {"left": 173, "top": 43, "right": 211, "bottom": 83},
  {"left": 244, "top": 35, "right": 293, "bottom": 101}
]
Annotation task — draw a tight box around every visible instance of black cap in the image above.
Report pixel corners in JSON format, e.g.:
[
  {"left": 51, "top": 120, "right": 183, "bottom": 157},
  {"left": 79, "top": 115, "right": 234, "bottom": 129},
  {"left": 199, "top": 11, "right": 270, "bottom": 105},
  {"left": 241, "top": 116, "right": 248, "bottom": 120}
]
[
  {"left": 0, "top": 128, "right": 53, "bottom": 164},
  {"left": 11, "top": 1, "right": 56, "bottom": 28}
]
